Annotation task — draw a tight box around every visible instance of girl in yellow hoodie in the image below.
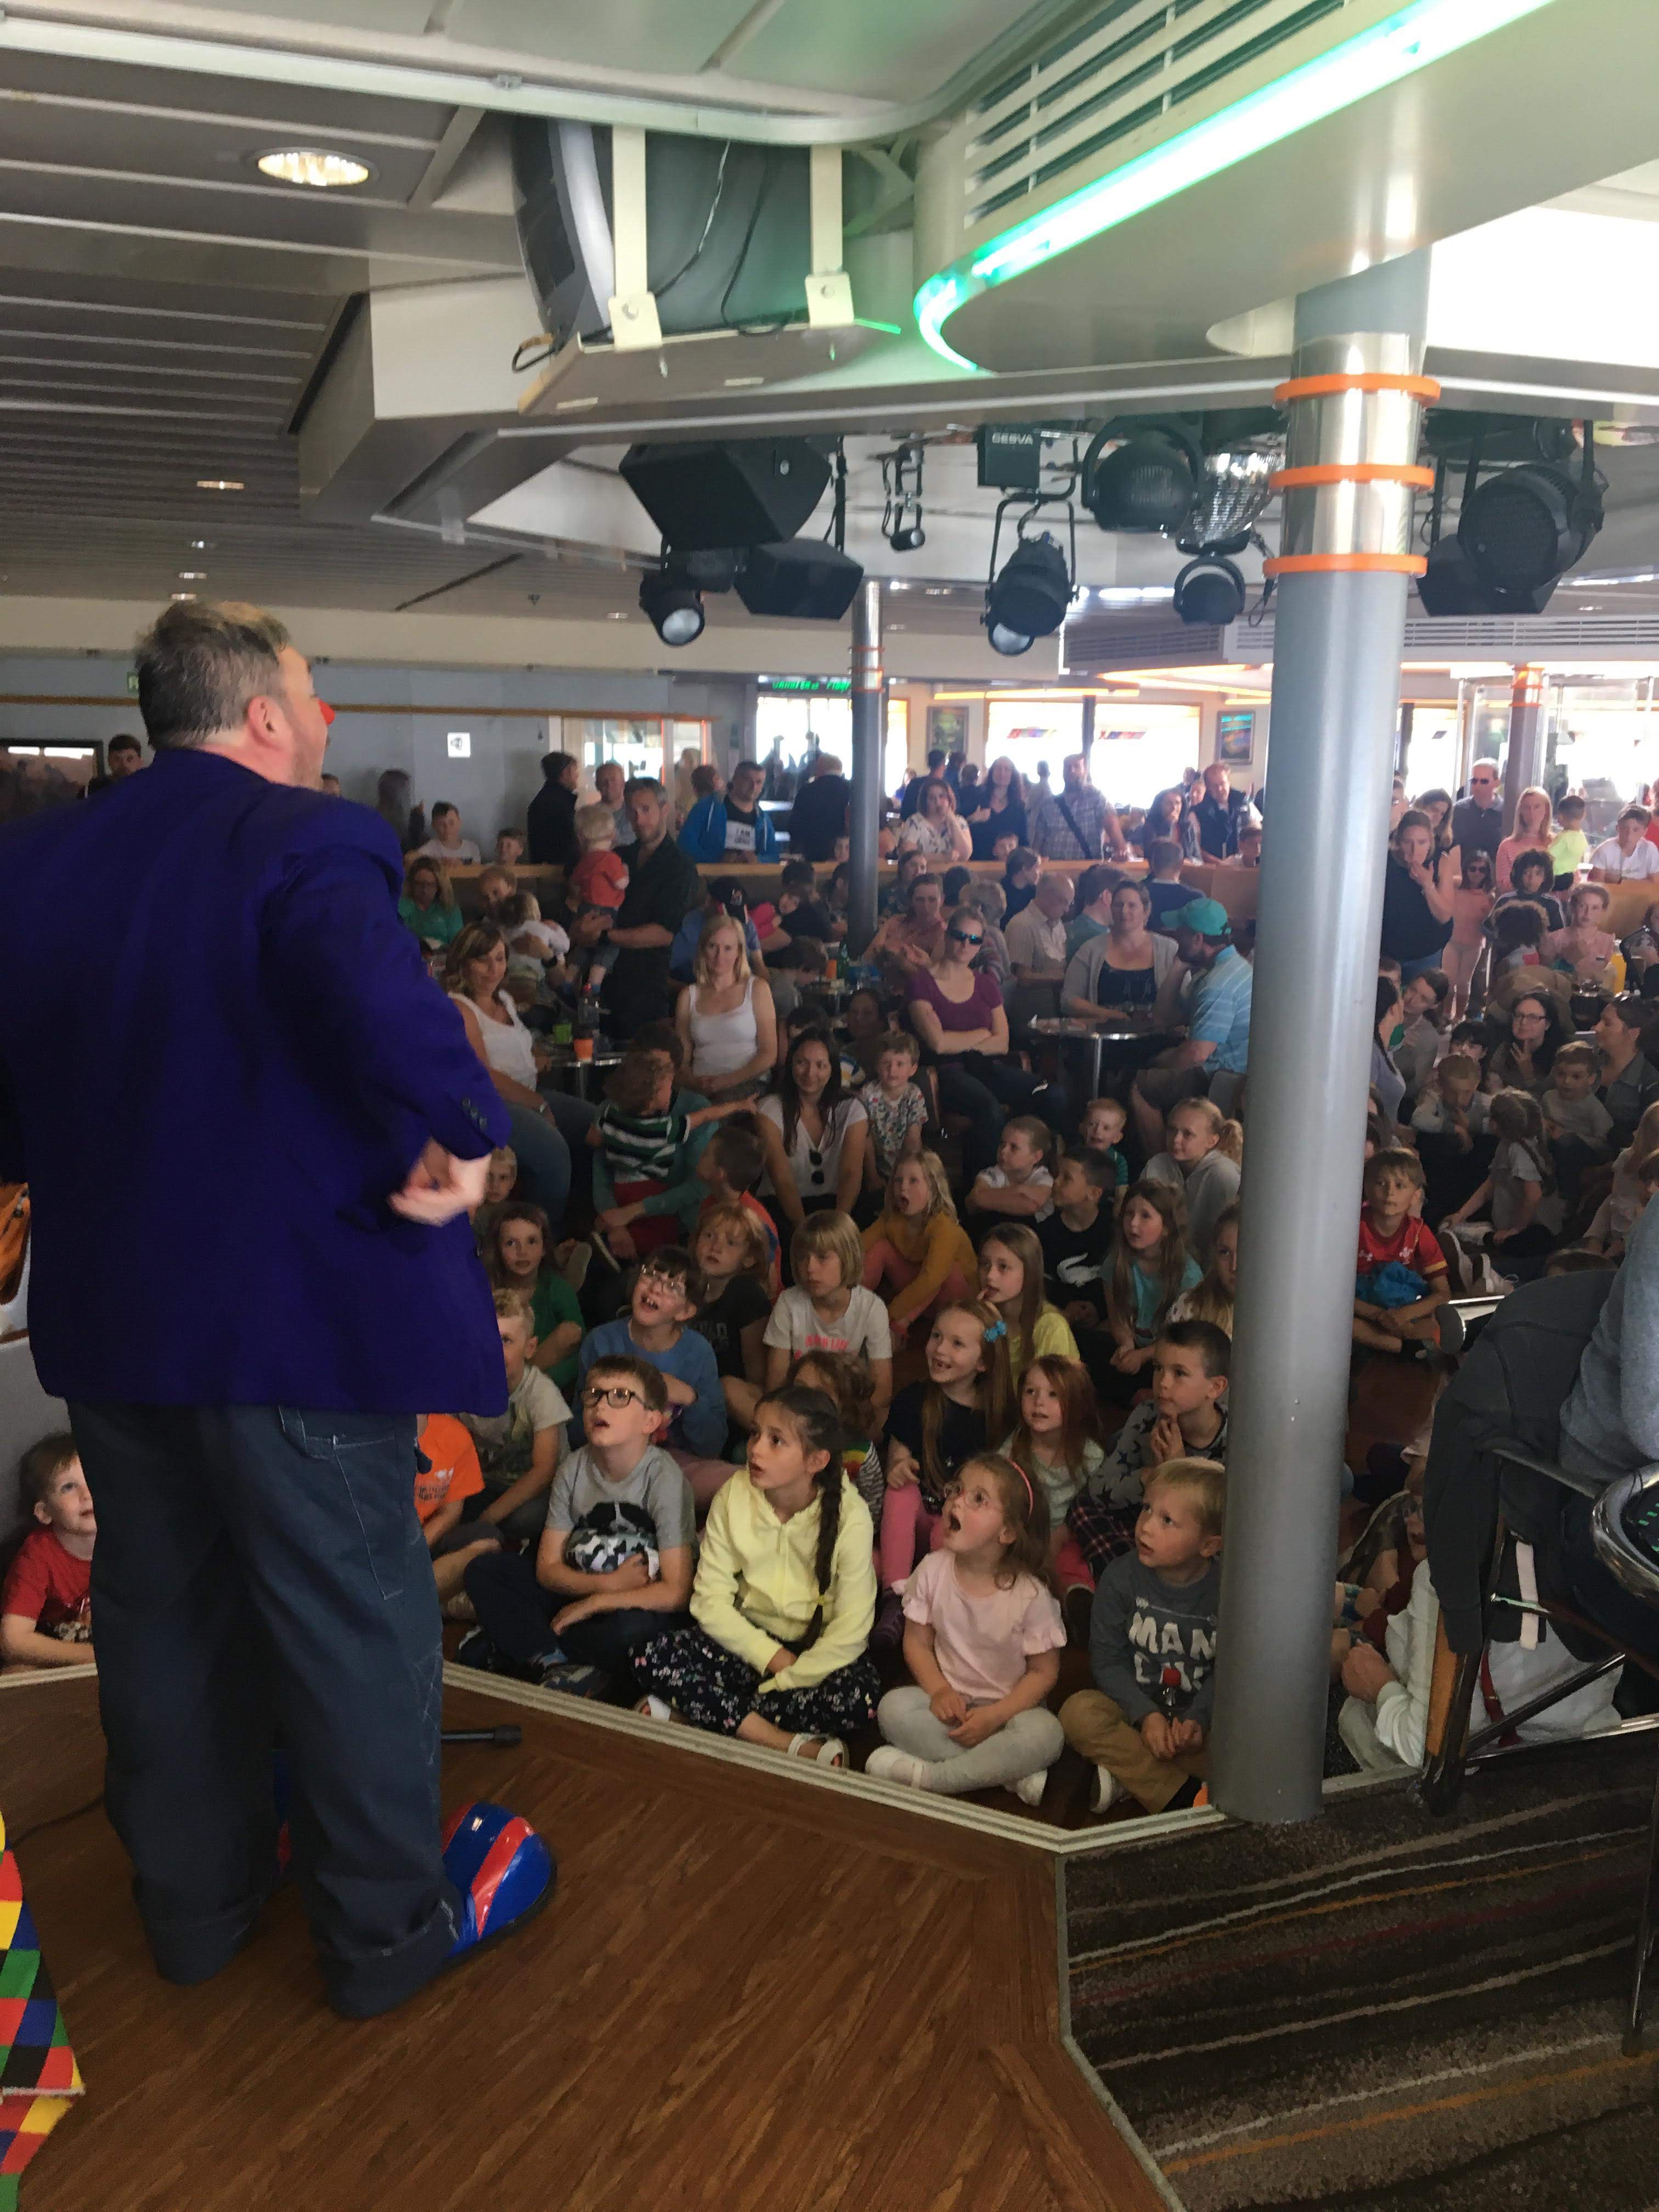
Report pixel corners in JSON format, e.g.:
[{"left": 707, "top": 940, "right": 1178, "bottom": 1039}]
[{"left": 633, "top": 1385, "right": 877, "bottom": 1767}]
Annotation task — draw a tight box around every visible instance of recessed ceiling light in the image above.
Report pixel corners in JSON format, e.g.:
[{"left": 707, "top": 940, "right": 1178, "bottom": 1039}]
[
  {"left": 196, "top": 479, "right": 243, "bottom": 492},
  {"left": 189, "top": 539, "right": 211, "bottom": 551},
  {"left": 179, "top": 570, "right": 206, "bottom": 580},
  {"left": 606, "top": 611, "right": 627, "bottom": 620},
  {"left": 255, "top": 148, "right": 373, "bottom": 190},
  {"left": 171, "top": 591, "right": 196, "bottom": 601}
]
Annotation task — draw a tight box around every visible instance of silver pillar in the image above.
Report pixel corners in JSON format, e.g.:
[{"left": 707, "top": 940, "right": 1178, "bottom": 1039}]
[
  {"left": 847, "top": 578, "right": 883, "bottom": 955},
  {"left": 1211, "top": 253, "right": 1433, "bottom": 1825},
  {"left": 1502, "top": 663, "right": 1546, "bottom": 835}
]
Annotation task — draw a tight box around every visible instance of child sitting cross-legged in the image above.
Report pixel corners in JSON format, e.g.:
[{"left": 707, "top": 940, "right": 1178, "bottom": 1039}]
[
  {"left": 790, "top": 1351, "right": 885, "bottom": 1532},
  {"left": 967, "top": 1115, "right": 1057, "bottom": 1226},
  {"left": 857, "top": 1029, "right": 930, "bottom": 1197},
  {"left": 576, "top": 1248, "right": 732, "bottom": 1510},
  {"left": 860, "top": 1149, "right": 977, "bottom": 1350},
  {"left": 688, "top": 1203, "right": 774, "bottom": 1434},
  {"left": 589, "top": 1039, "right": 735, "bottom": 1265},
  {"left": 483, "top": 1201, "right": 584, "bottom": 1394},
  {"left": 633, "top": 1385, "right": 878, "bottom": 1768},
  {"left": 875, "top": 1297, "right": 1015, "bottom": 1647},
  {"left": 461, "top": 1355, "right": 694, "bottom": 1700},
  {"left": 1060, "top": 1457, "right": 1224, "bottom": 1816},
  {"left": 1002, "top": 1355, "right": 1105, "bottom": 1557},
  {"left": 1087, "top": 1179, "right": 1200, "bottom": 1406},
  {"left": 0, "top": 1435, "right": 95, "bottom": 1669},
  {"left": 867, "top": 1453, "right": 1066, "bottom": 1806},
  {"left": 1442, "top": 1088, "right": 1565, "bottom": 1263},
  {"left": 765, "top": 1211, "right": 893, "bottom": 1428},
  {"left": 449, "top": 1290, "right": 571, "bottom": 1577},
  {"left": 1352, "top": 1148, "right": 1452, "bottom": 1356},
  {"left": 1062, "top": 1319, "right": 1229, "bottom": 1610},
  {"left": 1042, "top": 1147, "right": 1119, "bottom": 1329}
]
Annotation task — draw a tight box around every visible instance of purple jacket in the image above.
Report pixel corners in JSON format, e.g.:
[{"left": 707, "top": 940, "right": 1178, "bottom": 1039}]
[{"left": 0, "top": 747, "right": 511, "bottom": 1413}]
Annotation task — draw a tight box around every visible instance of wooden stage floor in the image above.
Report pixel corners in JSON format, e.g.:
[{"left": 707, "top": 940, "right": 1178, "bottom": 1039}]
[{"left": 7, "top": 1672, "right": 1169, "bottom": 2212}]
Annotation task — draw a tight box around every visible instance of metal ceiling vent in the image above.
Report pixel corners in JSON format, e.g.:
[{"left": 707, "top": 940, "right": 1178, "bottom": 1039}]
[{"left": 966, "top": 0, "right": 1353, "bottom": 229}]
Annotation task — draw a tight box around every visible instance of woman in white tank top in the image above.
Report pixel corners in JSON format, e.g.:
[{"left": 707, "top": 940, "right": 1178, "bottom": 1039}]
[{"left": 675, "top": 912, "right": 777, "bottom": 1097}]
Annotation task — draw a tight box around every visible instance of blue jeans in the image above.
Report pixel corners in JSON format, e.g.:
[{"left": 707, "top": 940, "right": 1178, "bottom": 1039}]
[
  {"left": 69, "top": 1400, "right": 462, "bottom": 2017},
  {"left": 506, "top": 1100, "right": 574, "bottom": 1218}
]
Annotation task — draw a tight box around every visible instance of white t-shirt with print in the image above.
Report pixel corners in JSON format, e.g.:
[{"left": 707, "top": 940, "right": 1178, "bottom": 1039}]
[{"left": 763, "top": 1284, "right": 892, "bottom": 1363}]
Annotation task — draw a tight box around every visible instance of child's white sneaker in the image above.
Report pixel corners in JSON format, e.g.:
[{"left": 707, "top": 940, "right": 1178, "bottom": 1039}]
[
  {"left": 1089, "top": 1764, "right": 1127, "bottom": 1815},
  {"left": 865, "top": 1747, "right": 933, "bottom": 1791},
  {"left": 1012, "top": 1768, "right": 1049, "bottom": 1809},
  {"left": 634, "top": 1694, "right": 672, "bottom": 1722}
]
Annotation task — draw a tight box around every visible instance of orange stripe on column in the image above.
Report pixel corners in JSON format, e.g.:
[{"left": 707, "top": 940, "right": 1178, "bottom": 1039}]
[
  {"left": 1273, "top": 373, "right": 1441, "bottom": 404},
  {"left": 1263, "top": 552, "right": 1427, "bottom": 577},
  {"left": 1271, "top": 464, "right": 1435, "bottom": 490}
]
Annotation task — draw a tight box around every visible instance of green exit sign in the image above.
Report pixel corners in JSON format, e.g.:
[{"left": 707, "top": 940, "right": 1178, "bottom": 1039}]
[
  {"left": 763, "top": 677, "right": 850, "bottom": 696},
  {"left": 126, "top": 671, "right": 139, "bottom": 695}
]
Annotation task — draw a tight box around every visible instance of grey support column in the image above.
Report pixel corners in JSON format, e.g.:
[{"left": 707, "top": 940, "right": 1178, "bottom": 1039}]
[
  {"left": 1210, "top": 252, "right": 1434, "bottom": 1824},
  {"left": 847, "top": 578, "right": 883, "bottom": 955},
  {"left": 1503, "top": 663, "right": 1546, "bottom": 835}
]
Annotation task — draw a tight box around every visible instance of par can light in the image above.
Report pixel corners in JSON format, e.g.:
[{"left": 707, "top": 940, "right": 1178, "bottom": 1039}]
[
  {"left": 1458, "top": 460, "right": 1602, "bottom": 597},
  {"left": 1173, "top": 555, "right": 1246, "bottom": 627},
  {"left": 639, "top": 567, "right": 706, "bottom": 647}
]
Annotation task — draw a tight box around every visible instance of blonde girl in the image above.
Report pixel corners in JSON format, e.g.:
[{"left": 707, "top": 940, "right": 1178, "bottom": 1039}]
[
  {"left": 1145, "top": 1097, "right": 1242, "bottom": 1263},
  {"left": 1444, "top": 1087, "right": 1564, "bottom": 1256},
  {"left": 1588, "top": 1100, "right": 1659, "bottom": 1255},
  {"left": 791, "top": 1350, "right": 884, "bottom": 1527},
  {"left": 763, "top": 1210, "right": 893, "bottom": 1426},
  {"left": 633, "top": 1385, "right": 878, "bottom": 1767},
  {"left": 1496, "top": 786, "right": 1556, "bottom": 892},
  {"left": 977, "top": 1222, "right": 1079, "bottom": 1375},
  {"left": 868, "top": 1452, "right": 1065, "bottom": 1804},
  {"left": 675, "top": 911, "right": 776, "bottom": 1100},
  {"left": 690, "top": 1202, "right": 774, "bottom": 1430},
  {"left": 860, "top": 1149, "right": 977, "bottom": 1343},
  {"left": 1101, "top": 1181, "right": 1200, "bottom": 1396},
  {"left": 968, "top": 1114, "right": 1058, "bottom": 1222},
  {"left": 1002, "top": 1355, "right": 1105, "bottom": 1542},
  {"left": 878, "top": 1297, "right": 1016, "bottom": 1618},
  {"left": 1169, "top": 1200, "right": 1240, "bottom": 1334}
]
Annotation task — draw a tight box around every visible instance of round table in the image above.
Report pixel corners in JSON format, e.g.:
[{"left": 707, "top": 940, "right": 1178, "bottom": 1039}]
[
  {"left": 1025, "top": 1016, "right": 1163, "bottom": 1097},
  {"left": 540, "top": 1041, "right": 626, "bottom": 1101}
]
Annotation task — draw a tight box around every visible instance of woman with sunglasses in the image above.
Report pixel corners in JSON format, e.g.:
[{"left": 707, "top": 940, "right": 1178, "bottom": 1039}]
[
  {"left": 906, "top": 906, "right": 1061, "bottom": 1180},
  {"left": 756, "top": 1026, "right": 869, "bottom": 1233}
]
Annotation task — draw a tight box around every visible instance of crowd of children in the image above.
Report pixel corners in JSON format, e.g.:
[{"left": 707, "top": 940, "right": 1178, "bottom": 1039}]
[{"left": 15, "top": 773, "right": 1654, "bottom": 1827}]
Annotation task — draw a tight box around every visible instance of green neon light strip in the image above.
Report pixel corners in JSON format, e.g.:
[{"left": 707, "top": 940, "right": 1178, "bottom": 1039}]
[{"left": 915, "top": 0, "right": 1564, "bottom": 369}]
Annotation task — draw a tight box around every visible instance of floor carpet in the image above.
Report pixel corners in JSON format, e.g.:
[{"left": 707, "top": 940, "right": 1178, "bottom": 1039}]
[{"left": 1064, "top": 1736, "right": 1659, "bottom": 2211}]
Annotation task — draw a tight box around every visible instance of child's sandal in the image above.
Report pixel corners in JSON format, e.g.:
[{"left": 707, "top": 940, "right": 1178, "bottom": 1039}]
[{"left": 786, "top": 1734, "right": 847, "bottom": 1768}]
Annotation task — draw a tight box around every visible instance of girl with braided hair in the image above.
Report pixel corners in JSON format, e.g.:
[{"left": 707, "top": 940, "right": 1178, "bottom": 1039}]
[{"left": 631, "top": 1386, "right": 878, "bottom": 1767}]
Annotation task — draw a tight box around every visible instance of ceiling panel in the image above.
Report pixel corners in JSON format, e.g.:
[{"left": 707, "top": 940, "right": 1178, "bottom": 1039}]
[
  {"left": 730, "top": 0, "right": 1058, "bottom": 99},
  {"left": 449, "top": 0, "right": 760, "bottom": 78}
]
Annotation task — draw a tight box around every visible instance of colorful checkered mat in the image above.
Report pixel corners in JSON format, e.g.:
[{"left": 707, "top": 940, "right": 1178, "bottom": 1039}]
[{"left": 0, "top": 1815, "right": 82, "bottom": 2209}]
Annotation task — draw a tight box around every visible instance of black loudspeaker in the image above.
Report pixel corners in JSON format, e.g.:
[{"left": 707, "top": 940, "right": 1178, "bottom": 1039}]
[
  {"left": 619, "top": 440, "right": 830, "bottom": 553},
  {"left": 1416, "top": 536, "right": 1558, "bottom": 616},
  {"left": 736, "top": 539, "right": 864, "bottom": 621}
]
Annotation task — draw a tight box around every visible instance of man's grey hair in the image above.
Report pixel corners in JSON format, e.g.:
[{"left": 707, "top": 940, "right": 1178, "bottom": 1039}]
[{"left": 134, "top": 599, "right": 292, "bottom": 749}]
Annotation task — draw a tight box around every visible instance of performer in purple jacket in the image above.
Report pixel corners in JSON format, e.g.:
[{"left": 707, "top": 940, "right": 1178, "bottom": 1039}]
[{"left": 0, "top": 599, "right": 548, "bottom": 2016}]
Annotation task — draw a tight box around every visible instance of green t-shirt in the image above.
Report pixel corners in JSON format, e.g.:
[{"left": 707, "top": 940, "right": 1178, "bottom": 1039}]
[
  {"left": 1548, "top": 827, "right": 1588, "bottom": 877},
  {"left": 398, "top": 896, "right": 463, "bottom": 947},
  {"left": 531, "top": 1272, "right": 583, "bottom": 1393}
]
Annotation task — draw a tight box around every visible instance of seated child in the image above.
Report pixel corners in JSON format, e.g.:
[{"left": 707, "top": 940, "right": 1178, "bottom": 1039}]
[
  {"left": 1076, "top": 1097, "right": 1130, "bottom": 1192},
  {"left": 979, "top": 1223, "right": 1080, "bottom": 1375},
  {"left": 463, "top": 1355, "right": 694, "bottom": 1699},
  {"left": 483, "top": 1201, "right": 583, "bottom": 1392},
  {"left": 1142, "top": 839, "right": 1190, "bottom": 931},
  {"left": 861, "top": 1150, "right": 977, "bottom": 1348},
  {"left": 454, "top": 1288, "right": 571, "bottom": 1550},
  {"left": 765, "top": 1211, "right": 893, "bottom": 1427},
  {"left": 878, "top": 1297, "right": 1014, "bottom": 1625},
  {"left": 1060, "top": 1457, "right": 1224, "bottom": 1815},
  {"left": 1088, "top": 1180, "right": 1200, "bottom": 1404},
  {"left": 694, "top": 1124, "right": 781, "bottom": 1294},
  {"left": 689, "top": 1203, "right": 774, "bottom": 1431},
  {"left": 1489, "top": 851, "right": 1564, "bottom": 934},
  {"left": 1395, "top": 968, "right": 1450, "bottom": 1096},
  {"left": 766, "top": 858, "right": 837, "bottom": 968},
  {"left": 967, "top": 1115, "right": 1057, "bottom": 1224},
  {"left": 1442, "top": 1091, "right": 1565, "bottom": 1261},
  {"left": 858, "top": 1030, "right": 929, "bottom": 1193},
  {"left": 1352, "top": 1148, "right": 1452, "bottom": 1355},
  {"left": 868, "top": 1452, "right": 1065, "bottom": 1804},
  {"left": 1143, "top": 1097, "right": 1242, "bottom": 1265},
  {"left": 1167, "top": 1202, "right": 1239, "bottom": 1336},
  {"left": 791, "top": 1350, "right": 884, "bottom": 1530},
  {"left": 413, "top": 1412, "right": 483, "bottom": 1560},
  {"left": 577, "top": 1248, "right": 731, "bottom": 1508},
  {"left": 1001, "top": 1355, "right": 1105, "bottom": 1549},
  {"left": 1064, "top": 1319, "right": 1229, "bottom": 1591},
  {"left": 633, "top": 1385, "right": 878, "bottom": 1767},
  {"left": 472, "top": 1143, "right": 518, "bottom": 1249},
  {"left": 1585, "top": 1102, "right": 1659, "bottom": 1255},
  {"left": 1542, "top": 1041, "right": 1614, "bottom": 1153},
  {"left": 1, "top": 1434, "right": 94, "bottom": 1669},
  {"left": 1042, "top": 1147, "right": 1119, "bottom": 1327},
  {"left": 1410, "top": 1052, "right": 1486, "bottom": 1144},
  {"left": 590, "top": 1040, "right": 729, "bottom": 1262}
]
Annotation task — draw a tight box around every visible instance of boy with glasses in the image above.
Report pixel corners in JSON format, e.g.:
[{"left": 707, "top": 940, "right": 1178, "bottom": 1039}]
[{"left": 461, "top": 1356, "right": 695, "bottom": 1699}]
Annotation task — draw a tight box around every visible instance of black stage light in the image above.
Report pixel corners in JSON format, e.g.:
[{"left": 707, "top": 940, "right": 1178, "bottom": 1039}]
[
  {"left": 639, "top": 566, "right": 706, "bottom": 646},
  {"left": 1173, "top": 554, "right": 1246, "bottom": 627},
  {"left": 984, "top": 533, "right": 1069, "bottom": 656},
  {"left": 1416, "top": 536, "right": 1560, "bottom": 617},
  {"left": 888, "top": 519, "right": 926, "bottom": 553},
  {"left": 735, "top": 538, "right": 864, "bottom": 620},
  {"left": 1458, "top": 458, "right": 1604, "bottom": 601},
  {"left": 1084, "top": 421, "right": 1204, "bottom": 535},
  {"left": 619, "top": 438, "right": 830, "bottom": 553}
]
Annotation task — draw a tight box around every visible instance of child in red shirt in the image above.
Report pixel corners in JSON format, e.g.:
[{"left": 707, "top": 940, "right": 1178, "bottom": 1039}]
[
  {"left": 1352, "top": 1148, "right": 1450, "bottom": 1357},
  {"left": 1, "top": 1432, "right": 95, "bottom": 1669}
]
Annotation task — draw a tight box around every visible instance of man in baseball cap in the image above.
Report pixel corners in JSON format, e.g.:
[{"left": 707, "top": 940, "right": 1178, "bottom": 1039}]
[{"left": 1132, "top": 895, "right": 1252, "bottom": 1153}]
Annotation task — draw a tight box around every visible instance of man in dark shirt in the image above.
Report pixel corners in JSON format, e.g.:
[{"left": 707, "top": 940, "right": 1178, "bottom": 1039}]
[
  {"left": 1192, "top": 763, "right": 1255, "bottom": 860},
  {"left": 765, "top": 857, "right": 836, "bottom": 968},
  {"left": 1452, "top": 760, "right": 1504, "bottom": 866},
  {"left": 527, "top": 751, "right": 579, "bottom": 867},
  {"left": 84, "top": 730, "right": 143, "bottom": 797},
  {"left": 903, "top": 751, "right": 949, "bottom": 819},
  {"left": 788, "top": 751, "right": 852, "bottom": 860},
  {"left": 604, "top": 776, "right": 703, "bottom": 1032}
]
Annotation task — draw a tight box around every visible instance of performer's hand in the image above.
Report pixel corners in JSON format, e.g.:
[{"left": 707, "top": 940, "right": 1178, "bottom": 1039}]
[{"left": 389, "top": 1143, "right": 490, "bottom": 1226}]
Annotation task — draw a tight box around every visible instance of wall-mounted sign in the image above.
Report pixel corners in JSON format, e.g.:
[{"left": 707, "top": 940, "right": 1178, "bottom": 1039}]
[
  {"left": 447, "top": 731, "right": 472, "bottom": 758},
  {"left": 1216, "top": 710, "right": 1255, "bottom": 765},
  {"left": 760, "top": 677, "right": 851, "bottom": 696}
]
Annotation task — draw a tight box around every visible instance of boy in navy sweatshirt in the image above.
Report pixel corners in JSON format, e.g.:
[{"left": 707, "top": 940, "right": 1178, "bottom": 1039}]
[{"left": 1060, "top": 1457, "right": 1223, "bottom": 1815}]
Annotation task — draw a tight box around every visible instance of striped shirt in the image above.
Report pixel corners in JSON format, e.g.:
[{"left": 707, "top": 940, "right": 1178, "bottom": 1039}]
[
  {"left": 596, "top": 1101, "right": 691, "bottom": 1186},
  {"left": 1189, "top": 944, "right": 1253, "bottom": 1073}
]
